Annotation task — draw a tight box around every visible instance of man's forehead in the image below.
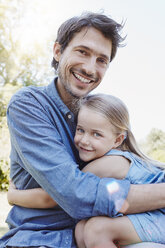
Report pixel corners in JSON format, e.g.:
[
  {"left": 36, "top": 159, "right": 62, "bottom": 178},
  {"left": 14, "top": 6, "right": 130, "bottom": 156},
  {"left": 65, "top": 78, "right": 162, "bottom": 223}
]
[
  {"left": 69, "top": 27, "right": 112, "bottom": 58},
  {"left": 70, "top": 27, "right": 108, "bottom": 42}
]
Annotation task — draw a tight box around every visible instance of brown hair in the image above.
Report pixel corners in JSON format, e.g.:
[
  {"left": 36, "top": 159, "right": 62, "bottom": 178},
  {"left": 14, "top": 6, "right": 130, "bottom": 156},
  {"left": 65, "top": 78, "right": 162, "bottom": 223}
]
[{"left": 52, "top": 11, "right": 125, "bottom": 72}]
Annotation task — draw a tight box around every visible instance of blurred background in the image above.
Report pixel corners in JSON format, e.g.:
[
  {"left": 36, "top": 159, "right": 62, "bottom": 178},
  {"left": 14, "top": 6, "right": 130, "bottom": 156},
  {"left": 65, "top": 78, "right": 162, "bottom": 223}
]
[{"left": 0, "top": 0, "right": 165, "bottom": 236}]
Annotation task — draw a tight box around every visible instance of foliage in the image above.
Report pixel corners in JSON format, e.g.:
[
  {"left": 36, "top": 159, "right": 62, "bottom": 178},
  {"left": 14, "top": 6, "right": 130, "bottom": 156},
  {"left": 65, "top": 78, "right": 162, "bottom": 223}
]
[
  {"left": 0, "top": 84, "right": 19, "bottom": 191},
  {"left": 0, "top": 84, "right": 19, "bottom": 126},
  {"left": 0, "top": 94, "right": 6, "bottom": 120},
  {"left": 0, "top": 160, "right": 9, "bottom": 191},
  {"left": 147, "top": 128, "right": 165, "bottom": 149},
  {"left": 0, "top": 0, "right": 54, "bottom": 87},
  {"left": 0, "top": 0, "right": 56, "bottom": 191},
  {"left": 150, "top": 150, "right": 165, "bottom": 164},
  {"left": 0, "top": 118, "right": 10, "bottom": 191},
  {"left": 140, "top": 128, "right": 165, "bottom": 163}
]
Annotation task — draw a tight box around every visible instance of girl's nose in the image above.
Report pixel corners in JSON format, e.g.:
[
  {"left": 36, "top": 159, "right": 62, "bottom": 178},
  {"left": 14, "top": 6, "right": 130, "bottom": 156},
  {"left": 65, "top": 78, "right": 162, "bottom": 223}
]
[{"left": 80, "top": 134, "right": 90, "bottom": 145}]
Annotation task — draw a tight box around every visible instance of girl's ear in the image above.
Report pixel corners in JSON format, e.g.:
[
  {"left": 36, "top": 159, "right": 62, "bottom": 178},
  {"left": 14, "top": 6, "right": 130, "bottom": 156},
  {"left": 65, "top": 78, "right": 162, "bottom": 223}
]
[
  {"left": 53, "top": 42, "right": 61, "bottom": 62},
  {"left": 113, "top": 134, "right": 125, "bottom": 148}
]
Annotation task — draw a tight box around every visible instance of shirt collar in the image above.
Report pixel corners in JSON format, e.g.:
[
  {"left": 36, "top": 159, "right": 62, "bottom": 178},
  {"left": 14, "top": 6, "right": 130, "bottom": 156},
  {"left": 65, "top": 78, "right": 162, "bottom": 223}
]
[{"left": 46, "top": 77, "right": 74, "bottom": 119}]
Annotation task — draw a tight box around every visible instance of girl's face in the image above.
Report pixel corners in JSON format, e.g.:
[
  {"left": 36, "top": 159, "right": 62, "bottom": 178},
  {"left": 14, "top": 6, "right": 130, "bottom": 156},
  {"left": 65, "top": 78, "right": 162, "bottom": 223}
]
[{"left": 74, "top": 106, "right": 122, "bottom": 162}]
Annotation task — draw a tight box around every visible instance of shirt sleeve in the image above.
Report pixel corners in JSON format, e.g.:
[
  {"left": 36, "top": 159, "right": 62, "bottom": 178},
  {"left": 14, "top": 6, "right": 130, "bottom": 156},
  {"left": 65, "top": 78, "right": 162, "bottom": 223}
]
[{"left": 7, "top": 92, "right": 130, "bottom": 219}]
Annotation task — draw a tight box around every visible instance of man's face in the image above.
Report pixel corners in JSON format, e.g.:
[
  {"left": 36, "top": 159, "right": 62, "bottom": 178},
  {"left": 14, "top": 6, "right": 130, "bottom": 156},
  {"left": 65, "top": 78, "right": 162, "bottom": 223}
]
[{"left": 54, "top": 27, "right": 112, "bottom": 103}]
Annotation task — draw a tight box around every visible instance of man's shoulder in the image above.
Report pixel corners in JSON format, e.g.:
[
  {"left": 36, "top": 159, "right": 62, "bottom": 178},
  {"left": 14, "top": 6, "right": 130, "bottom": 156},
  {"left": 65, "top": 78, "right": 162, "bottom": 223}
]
[
  {"left": 9, "top": 84, "right": 48, "bottom": 105},
  {"left": 13, "top": 84, "right": 46, "bottom": 96}
]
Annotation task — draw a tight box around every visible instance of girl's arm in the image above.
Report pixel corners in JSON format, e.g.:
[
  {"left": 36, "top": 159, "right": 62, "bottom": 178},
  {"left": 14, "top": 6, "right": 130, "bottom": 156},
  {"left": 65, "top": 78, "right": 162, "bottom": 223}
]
[
  {"left": 7, "top": 181, "right": 57, "bottom": 209},
  {"left": 82, "top": 155, "right": 130, "bottom": 179},
  {"left": 84, "top": 156, "right": 165, "bottom": 215}
]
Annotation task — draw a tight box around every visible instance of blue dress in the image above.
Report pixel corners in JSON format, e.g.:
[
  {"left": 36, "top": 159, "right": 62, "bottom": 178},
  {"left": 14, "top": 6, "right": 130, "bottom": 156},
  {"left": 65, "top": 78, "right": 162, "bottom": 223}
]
[{"left": 106, "top": 149, "right": 165, "bottom": 244}]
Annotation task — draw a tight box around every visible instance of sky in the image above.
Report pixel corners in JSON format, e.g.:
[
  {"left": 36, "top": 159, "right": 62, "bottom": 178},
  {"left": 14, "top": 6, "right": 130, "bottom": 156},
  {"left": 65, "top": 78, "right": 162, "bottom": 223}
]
[{"left": 16, "top": 0, "right": 165, "bottom": 141}]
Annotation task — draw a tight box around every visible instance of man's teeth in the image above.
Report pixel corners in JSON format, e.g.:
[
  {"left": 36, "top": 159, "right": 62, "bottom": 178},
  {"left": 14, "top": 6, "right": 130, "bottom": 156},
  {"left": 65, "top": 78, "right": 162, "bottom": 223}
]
[{"left": 74, "top": 73, "right": 91, "bottom": 84}]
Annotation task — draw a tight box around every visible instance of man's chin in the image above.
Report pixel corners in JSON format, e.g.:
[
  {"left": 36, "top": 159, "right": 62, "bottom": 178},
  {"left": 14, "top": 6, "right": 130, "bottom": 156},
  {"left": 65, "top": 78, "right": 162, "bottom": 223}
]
[{"left": 69, "top": 90, "right": 89, "bottom": 99}]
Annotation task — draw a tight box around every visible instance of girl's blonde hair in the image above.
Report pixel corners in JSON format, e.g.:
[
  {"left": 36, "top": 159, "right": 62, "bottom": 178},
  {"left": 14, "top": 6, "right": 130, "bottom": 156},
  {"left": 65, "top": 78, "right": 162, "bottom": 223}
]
[{"left": 79, "top": 93, "right": 164, "bottom": 168}]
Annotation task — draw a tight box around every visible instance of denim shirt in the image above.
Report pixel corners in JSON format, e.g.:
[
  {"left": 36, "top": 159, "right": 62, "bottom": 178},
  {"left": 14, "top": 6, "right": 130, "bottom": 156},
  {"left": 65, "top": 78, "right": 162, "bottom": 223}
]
[{"left": 0, "top": 78, "right": 130, "bottom": 248}]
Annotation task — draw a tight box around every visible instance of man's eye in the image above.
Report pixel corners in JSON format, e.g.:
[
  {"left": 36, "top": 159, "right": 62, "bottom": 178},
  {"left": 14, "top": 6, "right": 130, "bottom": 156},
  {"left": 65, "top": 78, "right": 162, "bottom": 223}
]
[
  {"left": 78, "top": 49, "right": 87, "bottom": 55},
  {"left": 98, "top": 58, "right": 108, "bottom": 64}
]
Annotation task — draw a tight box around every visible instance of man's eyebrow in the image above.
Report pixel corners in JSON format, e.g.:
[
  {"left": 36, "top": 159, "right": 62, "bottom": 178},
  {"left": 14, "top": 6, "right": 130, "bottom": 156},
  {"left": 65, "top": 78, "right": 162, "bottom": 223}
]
[{"left": 75, "top": 45, "right": 110, "bottom": 61}]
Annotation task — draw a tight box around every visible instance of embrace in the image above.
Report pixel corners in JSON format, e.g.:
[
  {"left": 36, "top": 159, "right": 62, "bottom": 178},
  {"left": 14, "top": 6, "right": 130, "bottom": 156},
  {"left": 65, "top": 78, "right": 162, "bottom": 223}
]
[{"left": 0, "top": 11, "right": 165, "bottom": 248}]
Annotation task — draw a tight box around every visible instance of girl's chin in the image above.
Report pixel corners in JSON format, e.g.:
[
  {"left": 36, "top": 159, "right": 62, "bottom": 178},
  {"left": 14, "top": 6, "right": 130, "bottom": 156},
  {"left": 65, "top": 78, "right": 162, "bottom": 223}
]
[{"left": 80, "top": 156, "right": 93, "bottom": 162}]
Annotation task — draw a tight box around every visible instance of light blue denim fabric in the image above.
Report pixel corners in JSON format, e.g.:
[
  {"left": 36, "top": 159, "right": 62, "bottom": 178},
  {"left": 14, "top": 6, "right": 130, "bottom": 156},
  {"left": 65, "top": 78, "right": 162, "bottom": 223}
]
[
  {"left": 123, "top": 243, "right": 165, "bottom": 248},
  {"left": 0, "top": 79, "right": 130, "bottom": 248},
  {"left": 107, "top": 149, "right": 165, "bottom": 244}
]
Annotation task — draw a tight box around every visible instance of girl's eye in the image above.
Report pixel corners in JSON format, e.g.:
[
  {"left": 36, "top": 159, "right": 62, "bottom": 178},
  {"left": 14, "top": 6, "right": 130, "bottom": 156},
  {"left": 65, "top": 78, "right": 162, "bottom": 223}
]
[
  {"left": 77, "top": 128, "right": 84, "bottom": 133},
  {"left": 93, "top": 132, "right": 101, "bottom": 137}
]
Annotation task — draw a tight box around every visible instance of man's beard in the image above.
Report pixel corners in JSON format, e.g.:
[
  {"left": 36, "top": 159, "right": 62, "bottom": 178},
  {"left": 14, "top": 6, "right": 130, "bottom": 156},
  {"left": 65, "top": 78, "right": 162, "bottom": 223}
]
[
  {"left": 58, "top": 66, "right": 86, "bottom": 100},
  {"left": 58, "top": 67, "right": 83, "bottom": 113}
]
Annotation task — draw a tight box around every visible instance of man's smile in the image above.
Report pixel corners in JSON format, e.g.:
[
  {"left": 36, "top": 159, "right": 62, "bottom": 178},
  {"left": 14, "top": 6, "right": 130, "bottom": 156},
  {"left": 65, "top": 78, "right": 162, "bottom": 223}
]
[
  {"left": 71, "top": 69, "right": 97, "bottom": 85},
  {"left": 73, "top": 72, "right": 92, "bottom": 84}
]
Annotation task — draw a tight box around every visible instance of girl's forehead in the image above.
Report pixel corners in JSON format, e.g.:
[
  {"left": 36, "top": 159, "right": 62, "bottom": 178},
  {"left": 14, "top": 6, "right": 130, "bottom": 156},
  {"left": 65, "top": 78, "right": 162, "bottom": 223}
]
[
  {"left": 78, "top": 106, "right": 109, "bottom": 125},
  {"left": 78, "top": 105, "right": 100, "bottom": 118},
  {"left": 78, "top": 105, "right": 117, "bottom": 133},
  {"left": 79, "top": 105, "right": 106, "bottom": 120}
]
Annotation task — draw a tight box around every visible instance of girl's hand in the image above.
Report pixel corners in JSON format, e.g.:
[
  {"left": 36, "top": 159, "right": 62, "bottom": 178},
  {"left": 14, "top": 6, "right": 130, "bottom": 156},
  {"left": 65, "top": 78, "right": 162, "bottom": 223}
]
[
  {"left": 8, "top": 180, "right": 16, "bottom": 190},
  {"left": 7, "top": 181, "right": 57, "bottom": 209},
  {"left": 7, "top": 180, "right": 17, "bottom": 205}
]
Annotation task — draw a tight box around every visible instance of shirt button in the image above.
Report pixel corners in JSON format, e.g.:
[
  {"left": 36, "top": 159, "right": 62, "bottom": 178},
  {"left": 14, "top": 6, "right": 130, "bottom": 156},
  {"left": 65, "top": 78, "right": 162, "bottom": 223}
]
[{"left": 68, "top": 114, "right": 72, "bottom": 119}]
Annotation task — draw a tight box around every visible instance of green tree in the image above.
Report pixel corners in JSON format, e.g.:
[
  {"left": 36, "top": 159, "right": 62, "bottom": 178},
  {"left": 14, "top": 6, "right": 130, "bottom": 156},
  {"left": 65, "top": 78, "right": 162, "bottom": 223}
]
[
  {"left": 141, "top": 128, "right": 165, "bottom": 163},
  {"left": 0, "top": 0, "right": 21, "bottom": 85},
  {"left": 0, "top": 0, "right": 55, "bottom": 190},
  {"left": 0, "top": 160, "right": 9, "bottom": 191},
  {"left": 0, "top": 0, "right": 53, "bottom": 87},
  {"left": 0, "top": 84, "right": 19, "bottom": 191}
]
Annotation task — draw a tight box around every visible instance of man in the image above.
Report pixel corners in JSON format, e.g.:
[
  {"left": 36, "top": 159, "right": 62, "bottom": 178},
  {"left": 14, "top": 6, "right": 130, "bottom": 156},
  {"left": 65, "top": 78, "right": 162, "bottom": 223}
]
[{"left": 0, "top": 12, "right": 165, "bottom": 248}]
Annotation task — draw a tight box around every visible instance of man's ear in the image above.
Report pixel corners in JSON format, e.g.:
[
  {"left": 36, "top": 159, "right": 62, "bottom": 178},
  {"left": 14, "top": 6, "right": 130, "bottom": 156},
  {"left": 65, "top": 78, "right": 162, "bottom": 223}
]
[
  {"left": 53, "top": 42, "right": 61, "bottom": 62},
  {"left": 114, "top": 134, "right": 125, "bottom": 148}
]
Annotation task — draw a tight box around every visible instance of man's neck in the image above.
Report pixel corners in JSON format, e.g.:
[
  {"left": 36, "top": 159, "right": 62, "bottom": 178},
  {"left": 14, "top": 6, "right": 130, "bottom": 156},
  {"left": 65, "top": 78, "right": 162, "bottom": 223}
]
[
  {"left": 65, "top": 97, "right": 81, "bottom": 114},
  {"left": 56, "top": 80, "right": 81, "bottom": 114}
]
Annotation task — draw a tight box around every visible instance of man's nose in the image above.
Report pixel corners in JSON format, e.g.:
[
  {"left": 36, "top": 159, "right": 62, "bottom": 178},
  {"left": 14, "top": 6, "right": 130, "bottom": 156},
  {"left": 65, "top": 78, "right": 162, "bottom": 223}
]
[{"left": 82, "top": 57, "right": 96, "bottom": 76}]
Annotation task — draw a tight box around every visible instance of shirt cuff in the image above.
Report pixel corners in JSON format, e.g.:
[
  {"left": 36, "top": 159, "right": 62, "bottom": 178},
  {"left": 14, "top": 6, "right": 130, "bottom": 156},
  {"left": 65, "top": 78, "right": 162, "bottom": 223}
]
[{"left": 92, "top": 178, "right": 130, "bottom": 217}]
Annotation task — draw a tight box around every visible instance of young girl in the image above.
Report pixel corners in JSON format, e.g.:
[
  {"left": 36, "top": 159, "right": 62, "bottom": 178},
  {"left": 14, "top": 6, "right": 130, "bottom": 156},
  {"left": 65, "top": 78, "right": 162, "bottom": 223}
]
[{"left": 8, "top": 94, "right": 165, "bottom": 248}]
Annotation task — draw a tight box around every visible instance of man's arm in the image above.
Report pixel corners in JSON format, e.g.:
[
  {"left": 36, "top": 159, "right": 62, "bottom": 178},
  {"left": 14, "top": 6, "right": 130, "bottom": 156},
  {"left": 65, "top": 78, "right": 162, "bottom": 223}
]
[
  {"left": 82, "top": 155, "right": 165, "bottom": 214},
  {"left": 8, "top": 153, "right": 165, "bottom": 213},
  {"left": 7, "top": 90, "right": 130, "bottom": 219},
  {"left": 121, "top": 183, "right": 165, "bottom": 214}
]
